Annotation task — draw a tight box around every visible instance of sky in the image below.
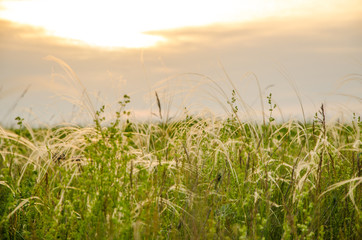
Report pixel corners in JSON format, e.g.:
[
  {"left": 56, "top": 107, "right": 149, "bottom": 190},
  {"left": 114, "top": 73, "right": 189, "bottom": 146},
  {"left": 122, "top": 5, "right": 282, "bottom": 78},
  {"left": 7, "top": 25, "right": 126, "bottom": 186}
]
[{"left": 0, "top": 0, "right": 361, "bottom": 126}]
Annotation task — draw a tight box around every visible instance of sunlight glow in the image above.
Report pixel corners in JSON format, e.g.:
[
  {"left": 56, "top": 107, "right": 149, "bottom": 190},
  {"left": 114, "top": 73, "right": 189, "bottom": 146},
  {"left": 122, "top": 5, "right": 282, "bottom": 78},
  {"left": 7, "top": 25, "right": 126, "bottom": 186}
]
[{"left": 0, "top": 0, "right": 355, "bottom": 48}]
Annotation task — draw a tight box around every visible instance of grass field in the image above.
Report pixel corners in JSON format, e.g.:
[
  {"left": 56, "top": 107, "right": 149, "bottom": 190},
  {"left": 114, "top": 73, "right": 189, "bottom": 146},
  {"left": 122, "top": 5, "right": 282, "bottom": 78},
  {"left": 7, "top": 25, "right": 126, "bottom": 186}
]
[{"left": 0, "top": 91, "right": 361, "bottom": 239}]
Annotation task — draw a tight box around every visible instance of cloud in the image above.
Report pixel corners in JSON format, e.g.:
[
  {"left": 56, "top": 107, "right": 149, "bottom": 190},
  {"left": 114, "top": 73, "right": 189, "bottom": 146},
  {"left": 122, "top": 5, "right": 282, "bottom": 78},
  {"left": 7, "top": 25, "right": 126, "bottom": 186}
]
[{"left": 147, "top": 10, "right": 362, "bottom": 53}]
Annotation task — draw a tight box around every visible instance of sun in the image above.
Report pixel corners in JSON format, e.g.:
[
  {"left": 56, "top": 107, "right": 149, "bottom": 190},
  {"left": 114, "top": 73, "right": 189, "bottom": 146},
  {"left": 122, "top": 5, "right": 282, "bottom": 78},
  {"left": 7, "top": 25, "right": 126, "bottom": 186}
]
[{"left": 0, "top": 0, "right": 346, "bottom": 48}]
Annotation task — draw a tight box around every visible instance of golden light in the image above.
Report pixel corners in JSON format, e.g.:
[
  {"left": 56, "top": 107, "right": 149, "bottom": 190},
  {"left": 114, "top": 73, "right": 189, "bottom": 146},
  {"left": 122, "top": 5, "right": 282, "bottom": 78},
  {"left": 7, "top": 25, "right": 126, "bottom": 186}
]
[{"left": 0, "top": 0, "right": 353, "bottom": 48}]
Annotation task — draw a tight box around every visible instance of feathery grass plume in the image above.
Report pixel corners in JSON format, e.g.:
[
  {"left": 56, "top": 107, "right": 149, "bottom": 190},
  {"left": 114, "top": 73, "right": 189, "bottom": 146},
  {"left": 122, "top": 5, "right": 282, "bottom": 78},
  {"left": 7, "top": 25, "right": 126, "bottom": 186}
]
[
  {"left": 155, "top": 91, "right": 162, "bottom": 120},
  {"left": 2, "top": 85, "right": 31, "bottom": 122},
  {"left": 44, "top": 55, "right": 96, "bottom": 122}
]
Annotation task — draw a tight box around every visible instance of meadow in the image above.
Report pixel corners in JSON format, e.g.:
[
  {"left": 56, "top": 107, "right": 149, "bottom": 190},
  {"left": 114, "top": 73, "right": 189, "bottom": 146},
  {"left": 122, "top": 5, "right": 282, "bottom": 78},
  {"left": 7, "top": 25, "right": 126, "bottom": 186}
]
[{"left": 0, "top": 89, "right": 361, "bottom": 239}]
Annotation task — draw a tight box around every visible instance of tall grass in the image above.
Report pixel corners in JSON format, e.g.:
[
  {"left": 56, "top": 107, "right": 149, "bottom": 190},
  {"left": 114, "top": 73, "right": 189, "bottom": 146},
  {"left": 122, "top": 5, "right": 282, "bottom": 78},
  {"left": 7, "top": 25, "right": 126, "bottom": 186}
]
[
  {"left": 0, "top": 99, "right": 360, "bottom": 239},
  {"left": 0, "top": 60, "right": 361, "bottom": 239}
]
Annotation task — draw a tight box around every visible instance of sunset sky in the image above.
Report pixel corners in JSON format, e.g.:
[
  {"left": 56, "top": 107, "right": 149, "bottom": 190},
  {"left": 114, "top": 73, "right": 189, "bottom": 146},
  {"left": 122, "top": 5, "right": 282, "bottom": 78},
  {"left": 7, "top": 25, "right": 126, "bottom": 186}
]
[{"left": 0, "top": 0, "right": 361, "bottom": 125}]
